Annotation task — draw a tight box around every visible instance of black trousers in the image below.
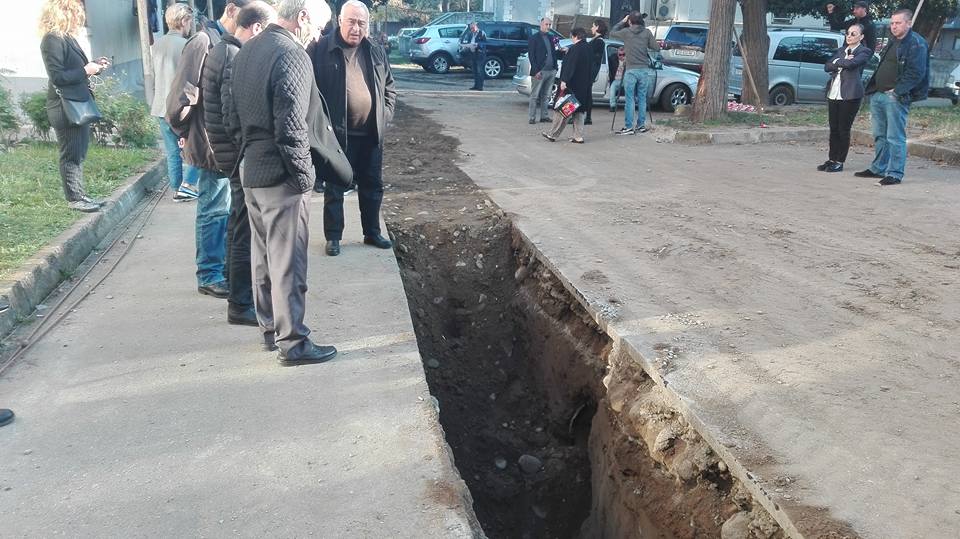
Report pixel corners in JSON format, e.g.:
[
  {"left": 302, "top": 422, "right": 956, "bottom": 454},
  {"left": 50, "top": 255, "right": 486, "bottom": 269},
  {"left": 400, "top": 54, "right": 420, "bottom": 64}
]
[
  {"left": 828, "top": 98, "right": 861, "bottom": 163},
  {"left": 226, "top": 176, "right": 253, "bottom": 310},
  {"left": 48, "top": 101, "right": 91, "bottom": 202},
  {"left": 323, "top": 135, "right": 383, "bottom": 241},
  {"left": 472, "top": 53, "right": 486, "bottom": 89}
]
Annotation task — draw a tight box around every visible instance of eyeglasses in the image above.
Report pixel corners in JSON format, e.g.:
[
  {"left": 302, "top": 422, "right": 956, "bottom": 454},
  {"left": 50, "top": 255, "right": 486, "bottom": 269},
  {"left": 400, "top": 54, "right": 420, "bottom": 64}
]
[{"left": 341, "top": 18, "right": 368, "bottom": 29}]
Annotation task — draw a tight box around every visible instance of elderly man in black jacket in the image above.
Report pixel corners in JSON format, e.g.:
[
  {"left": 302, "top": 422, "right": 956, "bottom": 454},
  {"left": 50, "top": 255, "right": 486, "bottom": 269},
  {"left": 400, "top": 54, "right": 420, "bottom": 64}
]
[
  {"left": 202, "top": 1, "right": 276, "bottom": 327},
  {"left": 231, "top": 0, "right": 352, "bottom": 365},
  {"left": 311, "top": 0, "right": 397, "bottom": 257}
]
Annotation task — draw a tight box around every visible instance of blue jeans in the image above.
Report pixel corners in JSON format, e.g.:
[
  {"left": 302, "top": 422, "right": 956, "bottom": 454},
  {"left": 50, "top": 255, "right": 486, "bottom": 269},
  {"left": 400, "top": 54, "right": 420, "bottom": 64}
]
[
  {"left": 157, "top": 117, "right": 184, "bottom": 190},
  {"left": 869, "top": 91, "right": 910, "bottom": 180},
  {"left": 190, "top": 166, "right": 230, "bottom": 286},
  {"left": 609, "top": 79, "right": 623, "bottom": 109},
  {"left": 623, "top": 68, "right": 652, "bottom": 129}
]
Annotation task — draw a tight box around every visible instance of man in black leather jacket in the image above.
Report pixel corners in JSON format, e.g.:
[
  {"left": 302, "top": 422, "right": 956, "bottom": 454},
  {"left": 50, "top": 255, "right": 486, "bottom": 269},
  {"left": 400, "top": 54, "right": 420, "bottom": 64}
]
[
  {"left": 310, "top": 0, "right": 397, "bottom": 258},
  {"left": 230, "top": 0, "right": 352, "bottom": 365}
]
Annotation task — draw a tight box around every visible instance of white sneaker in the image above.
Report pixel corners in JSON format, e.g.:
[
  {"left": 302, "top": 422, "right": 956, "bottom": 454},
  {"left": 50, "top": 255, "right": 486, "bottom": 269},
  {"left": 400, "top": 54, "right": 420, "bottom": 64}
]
[
  {"left": 615, "top": 127, "right": 635, "bottom": 135},
  {"left": 69, "top": 200, "right": 101, "bottom": 213}
]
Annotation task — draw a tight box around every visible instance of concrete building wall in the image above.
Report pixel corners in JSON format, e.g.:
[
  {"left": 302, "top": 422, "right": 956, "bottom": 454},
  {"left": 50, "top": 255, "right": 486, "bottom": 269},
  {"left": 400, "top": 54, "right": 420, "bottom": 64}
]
[{"left": 0, "top": 0, "right": 163, "bottom": 104}]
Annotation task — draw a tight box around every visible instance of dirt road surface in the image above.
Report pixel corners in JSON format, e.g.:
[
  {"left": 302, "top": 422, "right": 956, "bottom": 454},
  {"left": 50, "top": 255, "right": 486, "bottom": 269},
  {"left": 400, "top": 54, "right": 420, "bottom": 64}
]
[{"left": 396, "top": 87, "right": 960, "bottom": 538}]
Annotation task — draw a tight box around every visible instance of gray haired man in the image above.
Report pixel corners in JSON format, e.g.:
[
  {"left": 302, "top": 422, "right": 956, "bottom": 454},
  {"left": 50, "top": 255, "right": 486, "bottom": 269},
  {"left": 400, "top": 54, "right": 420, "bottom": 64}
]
[
  {"left": 231, "top": 0, "right": 352, "bottom": 364},
  {"left": 527, "top": 17, "right": 558, "bottom": 124}
]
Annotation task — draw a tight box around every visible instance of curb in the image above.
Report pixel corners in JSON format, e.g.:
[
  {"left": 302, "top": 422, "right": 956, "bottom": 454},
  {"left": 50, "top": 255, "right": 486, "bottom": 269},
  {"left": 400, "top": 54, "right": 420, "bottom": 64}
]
[
  {"left": 851, "top": 129, "right": 960, "bottom": 166},
  {"left": 0, "top": 159, "right": 165, "bottom": 339},
  {"left": 673, "top": 127, "right": 960, "bottom": 166},
  {"left": 673, "top": 127, "right": 829, "bottom": 145}
]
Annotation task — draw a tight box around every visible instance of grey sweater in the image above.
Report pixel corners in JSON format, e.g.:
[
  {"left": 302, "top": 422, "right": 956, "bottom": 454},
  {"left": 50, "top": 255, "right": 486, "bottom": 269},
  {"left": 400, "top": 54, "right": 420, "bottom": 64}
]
[{"left": 610, "top": 22, "right": 659, "bottom": 71}]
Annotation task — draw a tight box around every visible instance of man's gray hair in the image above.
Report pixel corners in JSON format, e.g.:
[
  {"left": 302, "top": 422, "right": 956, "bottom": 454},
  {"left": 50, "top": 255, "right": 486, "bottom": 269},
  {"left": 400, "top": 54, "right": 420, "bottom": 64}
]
[
  {"left": 339, "top": 0, "right": 369, "bottom": 18},
  {"left": 276, "top": 0, "right": 331, "bottom": 22}
]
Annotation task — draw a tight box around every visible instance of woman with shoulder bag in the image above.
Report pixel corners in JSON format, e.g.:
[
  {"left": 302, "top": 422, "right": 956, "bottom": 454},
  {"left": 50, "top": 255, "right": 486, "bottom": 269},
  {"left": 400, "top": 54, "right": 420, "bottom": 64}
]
[
  {"left": 819, "top": 24, "right": 872, "bottom": 173},
  {"left": 39, "top": 0, "right": 109, "bottom": 212},
  {"left": 542, "top": 27, "right": 593, "bottom": 144}
]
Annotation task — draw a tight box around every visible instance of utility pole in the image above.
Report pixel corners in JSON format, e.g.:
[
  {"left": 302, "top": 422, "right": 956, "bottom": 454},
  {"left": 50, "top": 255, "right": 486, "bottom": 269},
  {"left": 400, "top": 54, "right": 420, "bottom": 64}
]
[{"left": 135, "top": 0, "right": 154, "bottom": 101}]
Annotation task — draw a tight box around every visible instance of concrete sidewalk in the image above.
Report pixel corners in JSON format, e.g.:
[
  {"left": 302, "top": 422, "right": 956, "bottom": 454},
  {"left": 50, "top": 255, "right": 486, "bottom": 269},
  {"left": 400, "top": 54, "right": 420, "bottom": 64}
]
[
  {"left": 0, "top": 193, "right": 479, "bottom": 537},
  {"left": 403, "top": 94, "right": 960, "bottom": 538}
]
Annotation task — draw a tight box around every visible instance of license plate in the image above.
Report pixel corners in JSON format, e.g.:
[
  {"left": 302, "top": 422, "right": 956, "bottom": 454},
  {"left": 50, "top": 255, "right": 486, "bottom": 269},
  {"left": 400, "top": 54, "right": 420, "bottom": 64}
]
[{"left": 673, "top": 49, "right": 697, "bottom": 56}]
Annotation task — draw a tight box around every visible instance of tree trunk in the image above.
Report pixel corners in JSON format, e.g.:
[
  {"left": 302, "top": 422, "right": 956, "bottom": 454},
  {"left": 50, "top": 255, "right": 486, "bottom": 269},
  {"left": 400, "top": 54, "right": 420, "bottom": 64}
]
[
  {"left": 691, "top": 0, "right": 737, "bottom": 123},
  {"left": 739, "top": 0, "right": 770, "bottom": 108},
  {"left": 914, "top": 14, "right": 947, "bottom": 46}
]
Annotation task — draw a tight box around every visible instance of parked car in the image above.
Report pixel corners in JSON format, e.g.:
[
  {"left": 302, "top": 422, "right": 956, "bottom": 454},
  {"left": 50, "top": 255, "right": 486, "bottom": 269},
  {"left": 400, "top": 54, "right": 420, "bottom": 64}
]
[
  {"left": 658, "top": 23, "right": 709, "bottom": 73},
  {"left": 928, "top": 58, "right": 960, "bottom": 105},
  {"left": 458, "top": 21, "right": 563, "bottom": 79},
  {"left": 408, "top": 24, "right": 467, "bottom": 74},
  {"left": 396, "top": 27, "right": 420, "bottom": 56},
  {"left": 729, "top": 28, "right": 853, "bottom": 106},
  {"left": 512, "top": 38, "right": 699, "bottom": 113}
]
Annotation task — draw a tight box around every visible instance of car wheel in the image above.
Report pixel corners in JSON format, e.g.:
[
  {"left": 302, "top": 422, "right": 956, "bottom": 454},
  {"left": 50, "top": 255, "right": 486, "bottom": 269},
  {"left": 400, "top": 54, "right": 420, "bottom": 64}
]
[
  {"left": 428, "top": 53, "right": 452, "bottom": 74},
  {"left": 769, "top": 84, "right": 795, "bottom": 106},
  {"left": 484, "top": 56, "right": 504, "bottom": 79},
  {"left": 659, "top": 83, "right": 692, "bottom": 112}
]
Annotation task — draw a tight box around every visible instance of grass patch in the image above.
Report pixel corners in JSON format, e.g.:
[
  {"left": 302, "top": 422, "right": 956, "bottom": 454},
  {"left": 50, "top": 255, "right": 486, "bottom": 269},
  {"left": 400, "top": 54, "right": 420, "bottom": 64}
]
[
  {"left": 0, "top": 142, "right": 157, "bottom": 279},
  {"left": 662, "top": 101, "right": 960, "bottom": 147}
]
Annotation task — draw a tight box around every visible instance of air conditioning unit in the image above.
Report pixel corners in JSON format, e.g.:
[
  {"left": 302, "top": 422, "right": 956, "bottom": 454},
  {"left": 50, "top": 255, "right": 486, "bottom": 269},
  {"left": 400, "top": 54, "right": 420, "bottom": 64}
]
[{"left": 655, "top": 0, "right": 677, "bottom": 21}]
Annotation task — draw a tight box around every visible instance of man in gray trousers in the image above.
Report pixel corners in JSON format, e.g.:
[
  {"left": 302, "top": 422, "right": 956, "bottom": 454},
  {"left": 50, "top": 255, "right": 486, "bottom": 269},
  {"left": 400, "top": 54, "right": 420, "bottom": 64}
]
[
  {"left": 527, "top": 17, "right": 559, "bottom": 124},
  {"left": 230, "top": 0, "right": 352, "bottom": 364}
]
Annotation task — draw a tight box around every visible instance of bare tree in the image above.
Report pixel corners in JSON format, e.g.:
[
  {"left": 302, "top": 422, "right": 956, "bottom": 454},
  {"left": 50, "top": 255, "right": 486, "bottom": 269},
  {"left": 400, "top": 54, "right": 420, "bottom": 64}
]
[
  {"left": 691, "top": 0, "right": 737, "bottom": 122},
  {"left": 739, "top": 0, "right": 770, "bottom": 107}
]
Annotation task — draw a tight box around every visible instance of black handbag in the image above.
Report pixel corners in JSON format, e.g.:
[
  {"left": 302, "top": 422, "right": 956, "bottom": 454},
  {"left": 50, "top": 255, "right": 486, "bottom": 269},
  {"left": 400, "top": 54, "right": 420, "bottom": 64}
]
[{"left": 58, "top": 91, "right": 102, "bottom": 127}]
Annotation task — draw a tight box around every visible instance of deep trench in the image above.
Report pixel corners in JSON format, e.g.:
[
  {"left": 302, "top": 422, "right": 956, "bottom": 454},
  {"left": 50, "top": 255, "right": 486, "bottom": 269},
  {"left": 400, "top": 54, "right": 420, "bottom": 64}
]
[{"left": 381, "top": 104, "right": 788, "bottom": 539}]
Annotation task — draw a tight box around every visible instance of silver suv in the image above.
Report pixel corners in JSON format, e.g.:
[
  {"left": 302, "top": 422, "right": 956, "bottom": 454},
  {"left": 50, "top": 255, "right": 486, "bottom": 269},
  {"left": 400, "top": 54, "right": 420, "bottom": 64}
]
[
  {"left": 408, "top": 24, "right": 467, "bottom": 74},
  {"left": 729, "top": 28, "right": 848, "bottom": 106}
]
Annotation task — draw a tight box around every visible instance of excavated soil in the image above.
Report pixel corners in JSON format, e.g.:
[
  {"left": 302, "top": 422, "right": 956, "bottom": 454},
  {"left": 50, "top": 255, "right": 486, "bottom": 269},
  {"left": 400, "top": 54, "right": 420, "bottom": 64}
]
[{"left": 381, "top": 103, "right": 793, "bottom": 539}]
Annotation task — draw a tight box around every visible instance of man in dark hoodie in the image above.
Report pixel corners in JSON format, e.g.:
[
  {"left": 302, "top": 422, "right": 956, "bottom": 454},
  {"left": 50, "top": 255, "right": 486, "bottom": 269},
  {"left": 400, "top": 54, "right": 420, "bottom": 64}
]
[
  {"left": 202, "top": 1, "right": 276, "bottom": 327},
  {"left": 826, "top": 1, "right": 877, "bottom": 51},
  {"left": 609, "top": 11, "right": 659, "bottom": 135},
  {"left": 166, "top": 0, "right": 251, "bottom": 300}
]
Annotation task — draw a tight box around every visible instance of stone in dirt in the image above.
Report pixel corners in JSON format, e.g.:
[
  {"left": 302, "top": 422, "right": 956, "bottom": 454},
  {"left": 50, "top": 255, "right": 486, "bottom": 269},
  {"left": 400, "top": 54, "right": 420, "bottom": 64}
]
[{"left": 518, "top": 454, "right": 542, "bottom": 475}]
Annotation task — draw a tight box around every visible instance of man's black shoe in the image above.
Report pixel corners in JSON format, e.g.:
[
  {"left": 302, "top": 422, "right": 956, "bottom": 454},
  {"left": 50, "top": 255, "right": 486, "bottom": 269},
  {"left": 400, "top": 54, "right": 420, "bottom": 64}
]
[
  {"left": 279, "top": 343, "right": 337, "bottom": 366},
  {"left": 584, "top": 117, "right": 593, "bottom": 125},
  {"left": 877, "top": 176, "right": 902, "bottom": 186},
  {"left": 854, "top": 169, "right": 884, "bottom": 178},
  {"left": 540, "top": 118, "right": 551, "bottom": 123},
  {"left": 325, "top": 240, "right": 340, "bottom": 256},
  {"left": 263, "top": 333, "right": 278, "bottom": 352},
  {"left": 0, "top": 408, "right": 14, "bottom": 427},
  {"left": 364, "top": 234, "right": 392, "bottom": 249},
  {"left": 825, "top": 162, "right": 844, "bottom": 173},
  {"left": 198, "top": 281, "right": 229, "bottom": 299},
  {"left": 816, "top": 160, "right": 834, "bottom": 171},
  {"left": 228, "top": 306, "right": 258, "bottom": 326},
  {"left": 528, "top": 119, "right": 536, "bottom": 124}
]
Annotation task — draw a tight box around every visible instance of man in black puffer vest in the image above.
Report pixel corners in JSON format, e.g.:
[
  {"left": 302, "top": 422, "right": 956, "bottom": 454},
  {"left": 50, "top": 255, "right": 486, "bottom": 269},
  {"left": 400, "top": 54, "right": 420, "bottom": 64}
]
[
  {"left": 202, "top": 1, "right": 276, "bottom": 328},
  {"left": 230, "top": 0, "right": 352, "bottom": 365}
]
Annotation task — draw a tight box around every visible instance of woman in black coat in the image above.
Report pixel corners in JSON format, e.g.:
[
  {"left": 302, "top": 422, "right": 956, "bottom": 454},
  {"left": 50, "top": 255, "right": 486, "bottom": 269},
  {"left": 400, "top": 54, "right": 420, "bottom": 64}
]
[
  {"left": 818, "top": 23, "right": 872, "bottom": 173},
  {"left": 542, "top": 28, "right": 594, "bottom": 144},
  {"left": 584, "top": 19, "right": 608, "bottom": 125},
  {"left": 38, "top": 0, "right": 109, "bottom": 212}
]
